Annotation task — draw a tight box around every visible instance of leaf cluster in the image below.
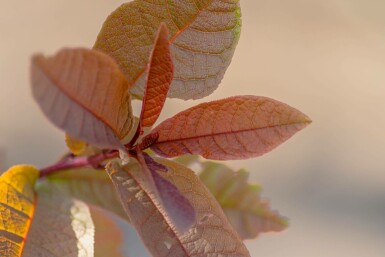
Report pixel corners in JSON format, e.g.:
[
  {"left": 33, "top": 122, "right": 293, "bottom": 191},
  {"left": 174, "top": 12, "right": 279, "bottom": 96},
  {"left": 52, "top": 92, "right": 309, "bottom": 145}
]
[{"left": 0, "top": 1, "right": 310, "bottom": 256}]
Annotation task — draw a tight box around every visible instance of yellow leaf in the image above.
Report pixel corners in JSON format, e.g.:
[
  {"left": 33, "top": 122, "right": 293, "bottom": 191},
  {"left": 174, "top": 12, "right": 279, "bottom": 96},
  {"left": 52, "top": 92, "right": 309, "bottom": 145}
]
[
  {"left": 65, "top": 134, "right": 100, "bottom": 156},
  {"left": 65, "top": 134, "right": 89, "bottom": 156},
  {"left": 0, "top": 165, "right": 39, "bottom": 257}
]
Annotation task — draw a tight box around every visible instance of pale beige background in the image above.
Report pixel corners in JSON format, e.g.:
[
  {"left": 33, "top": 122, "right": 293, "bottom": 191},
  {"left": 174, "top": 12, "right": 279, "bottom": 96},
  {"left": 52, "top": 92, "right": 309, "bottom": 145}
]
[{"left": 1, "top": 0, "right": 385, "bottom": 256}]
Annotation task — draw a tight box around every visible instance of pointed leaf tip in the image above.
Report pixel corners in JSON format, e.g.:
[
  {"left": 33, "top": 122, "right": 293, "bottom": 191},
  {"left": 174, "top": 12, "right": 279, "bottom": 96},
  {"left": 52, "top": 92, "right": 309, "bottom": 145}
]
[
  {"left": 139, "top": 23, "right": 173, "bottom": 130},
  {"left": 148, "top": 95, "right": 311, "bottom": 160}
]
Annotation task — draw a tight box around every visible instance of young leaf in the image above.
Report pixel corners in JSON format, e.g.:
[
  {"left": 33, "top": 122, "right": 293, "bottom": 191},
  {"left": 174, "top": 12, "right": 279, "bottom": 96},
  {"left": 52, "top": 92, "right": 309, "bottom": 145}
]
[
  {"left": 66, "top": 134, "right": 89, "bottom": 155},
  {"left": 40, "top": 168, "right": 127, "bottom": 220},
  {"left": 0, "top": 165, "right": 39, "bottom": 257},
  {"left": 106, "top": 159, "right": 250, "bottom": 257},
  {"left": 199, "top": 161, "right": 288, "bottom": 239},
  {"left": 94, "top": 0, "right": 242, "bottom": 100},
  {"left": 31, "top": 48, "right": 133, "bottom": 149},
  {"left": 23, "top": 191, "right": 95, "bottom": 257},
  {"left": 65, "top": 134, "right": 100, "bottom": 156},
  {"left": 140, "top": 23, "right": 173, "bottom": 129},
  {"left": 147, "top": 96, "right": 311, "bottom": 160}
]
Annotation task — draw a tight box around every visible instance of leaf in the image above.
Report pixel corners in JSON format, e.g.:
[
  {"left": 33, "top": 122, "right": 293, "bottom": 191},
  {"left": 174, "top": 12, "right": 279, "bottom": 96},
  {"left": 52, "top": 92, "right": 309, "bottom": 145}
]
[
  {"left": 23, "top": 191, "right": 95, "bottom": 257},
  {"left": 173, "top": 155, "right": 200, "bottom": 167},
  {"left": 199, "top": 161, "right": 288, "bottom": 239},
  {"left": 65, "top": 134, "right": 100, "bottom": 156},
  {"left": 0, "top": 165, "right": 39, "bottom": 257},
  {"left": 40, "top": 168, "right": 127, "bottom": 220},
  {"left": 94, "top": 0, "right": 242, "bottom": 100},
  {"left": 106, "top": 158, "right": 250, "bottom": 257},
  {"left": 148, "top": 95, "right": 311, "bottom": 160},
  {"left": 140, "top": 23, "right": 174, "bottom": 129},
  {"left": 31, "top": 48, "right": 133, "bottom": 149},
  {"left": 137, "top": 151, "right": 195, "bottom": 234},
  {"left": 91, "top": 207, "right": 128, "bottom": 257}
]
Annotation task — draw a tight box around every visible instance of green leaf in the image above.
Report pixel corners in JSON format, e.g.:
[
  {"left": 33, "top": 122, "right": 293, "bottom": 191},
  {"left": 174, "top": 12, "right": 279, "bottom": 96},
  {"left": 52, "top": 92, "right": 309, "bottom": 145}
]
[
  {"left": 40, "top": 168, "right": 127, "bottom": 220},
  {"left": 94, "top": 0, "right": 242, "bottom": 100},
  {"left": 199, "top": 161, "right": 288, "bottom": 239}
]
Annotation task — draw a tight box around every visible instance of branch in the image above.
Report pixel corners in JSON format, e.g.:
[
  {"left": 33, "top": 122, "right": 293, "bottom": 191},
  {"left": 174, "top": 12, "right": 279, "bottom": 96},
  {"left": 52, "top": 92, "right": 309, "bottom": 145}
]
[{"left": 39, "top": 150, "right": 119, "bottom": 177}]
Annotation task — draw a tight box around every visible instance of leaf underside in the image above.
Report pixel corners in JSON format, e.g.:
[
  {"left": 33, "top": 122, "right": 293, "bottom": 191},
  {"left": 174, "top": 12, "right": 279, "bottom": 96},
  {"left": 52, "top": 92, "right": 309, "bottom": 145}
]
[
  {"left": 106, "top": 159, "right": 250, "bottom": 257},
  {"left": 31, "top": 48, "right": 133, "bottom": 149},
  {"left": 149, "top": 95, "right": 311, "bottom": 160},
  {"left": 94, "top": 0, "right": 242, "bottom": 100},
  {"left": 138, "top": 152, "right": 195, "bottom": 234},
  {"left": 23, "top": 191, "right": 95, "bottom": 257}
]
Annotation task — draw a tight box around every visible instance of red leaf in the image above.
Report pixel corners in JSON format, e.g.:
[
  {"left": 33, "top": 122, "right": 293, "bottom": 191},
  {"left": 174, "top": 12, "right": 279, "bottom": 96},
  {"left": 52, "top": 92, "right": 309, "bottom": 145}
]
[
  {"left": 136, "top": 151, "right": 195, "bottom": 234},
  {"left": 147, "top": 96, "right": 311, "bottom": 160},
  {"left": 31, "top": 48, "right": 133, "bottom": 149},
  {"left": 140, "top": 23, "right": 173, "bottom": 129}
]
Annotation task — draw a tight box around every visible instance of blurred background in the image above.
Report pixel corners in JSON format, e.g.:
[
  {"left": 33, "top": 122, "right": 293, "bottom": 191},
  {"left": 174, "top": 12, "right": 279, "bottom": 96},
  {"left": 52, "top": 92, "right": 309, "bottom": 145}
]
[{"left": 1, "top": 0, "right": 385, "bottom": 256}]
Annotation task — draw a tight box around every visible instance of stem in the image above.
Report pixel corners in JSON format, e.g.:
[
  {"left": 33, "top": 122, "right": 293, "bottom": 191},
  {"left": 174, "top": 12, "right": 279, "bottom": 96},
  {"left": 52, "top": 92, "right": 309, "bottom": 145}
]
[{"left": 39, "top": 150, "right": 119, "bottom": 178}]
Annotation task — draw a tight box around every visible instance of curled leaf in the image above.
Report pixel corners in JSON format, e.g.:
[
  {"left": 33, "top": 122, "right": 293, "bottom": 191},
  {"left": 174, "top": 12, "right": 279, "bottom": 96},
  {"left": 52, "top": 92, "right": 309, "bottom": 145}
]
[
  {"left": 31, "top": 48, "right": 133, "bottom": 149},
  {"left": 106, "top": 159, "right": 250, "bottom": 257},
  {"left": 0, "top": 165, "right": 38, "bottom": 257},
  {"left": 199, "top": 161, "right": 288, "bottom": 239},
  {"left": 94, "top": 0, "right": 242, "bottom": 100},
  {"left": 148, "top": 96, "right": 311, "bottom": 160},
  {"left": 140, "top": 23, "right": 174, "bottom": 129}
]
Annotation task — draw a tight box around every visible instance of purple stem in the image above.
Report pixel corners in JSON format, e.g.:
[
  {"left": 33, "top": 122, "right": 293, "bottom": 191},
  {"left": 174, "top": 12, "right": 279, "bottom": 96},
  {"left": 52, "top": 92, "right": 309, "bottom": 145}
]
[{"left": 39, "top": 150, "right": 119, "bottom": 178}]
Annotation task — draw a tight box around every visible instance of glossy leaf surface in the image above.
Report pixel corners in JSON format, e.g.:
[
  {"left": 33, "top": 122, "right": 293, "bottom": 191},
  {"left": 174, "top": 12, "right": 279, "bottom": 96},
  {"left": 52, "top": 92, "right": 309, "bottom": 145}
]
[
  {"left": 149, "top": 96, "right": 311, "bottom": 160},
  {"left": 94, "top": 0, "right": 242, "bottom": 100},
  {"left": 106, "top": 159, "right": 250, "bottom": 257},
  {"left": 31, "top": 48, "right": 133, "bottom": 149},
  {"left": 140, "top": 23, "right": 173, "bottom": 129},
  {"left": 0, "top": 165, "right": 38, "bottom": 257},
  {"left": 199, "top": 161, "right": 288, "bottom": 239}
]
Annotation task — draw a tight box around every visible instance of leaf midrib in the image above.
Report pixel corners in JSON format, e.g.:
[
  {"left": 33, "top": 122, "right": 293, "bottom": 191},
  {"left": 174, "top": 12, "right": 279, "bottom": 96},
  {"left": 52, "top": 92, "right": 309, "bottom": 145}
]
[
  {"left": 128, "top": 0, "right": 218, "bottom": 88},
  {"left": 153, "top": 121, "right": 309, "bottom": 145},
  {"left": 36, "top": 57, "right": 123, "bottom": 140}
]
